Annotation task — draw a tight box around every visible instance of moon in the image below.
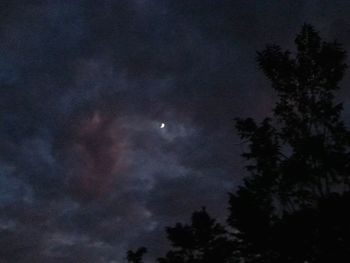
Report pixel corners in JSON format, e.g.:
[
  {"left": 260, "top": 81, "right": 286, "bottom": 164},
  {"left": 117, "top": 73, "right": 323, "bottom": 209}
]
[{"left": 160, "top": 123, "right": 165, "bottom": 128}]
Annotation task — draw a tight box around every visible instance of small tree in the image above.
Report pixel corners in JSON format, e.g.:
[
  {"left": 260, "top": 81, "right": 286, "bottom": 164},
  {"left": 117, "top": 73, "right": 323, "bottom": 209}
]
[
  {"left": 127, "top": 247, "right": 147, "bottom": 263},
  {"left": 158, "top": 208, "right": 237, "bottom": 263}
]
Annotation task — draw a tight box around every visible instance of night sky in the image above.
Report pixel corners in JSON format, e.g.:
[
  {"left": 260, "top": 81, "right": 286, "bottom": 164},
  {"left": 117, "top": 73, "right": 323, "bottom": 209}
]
[{"left": 1, "top": 1, "right": 350, "bottom": 262}]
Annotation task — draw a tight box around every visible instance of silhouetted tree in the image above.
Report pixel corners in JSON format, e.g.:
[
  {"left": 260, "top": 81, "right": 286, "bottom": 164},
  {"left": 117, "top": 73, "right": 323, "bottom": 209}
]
[
  {"left": 229, "top": 24, "right": 350, "bottom": 262},
  {"left": 158, "top": 208, "right": 237, "bottom": 263},
  {"left": 127, "top": 247, "right": 147, "bottom": 263}
]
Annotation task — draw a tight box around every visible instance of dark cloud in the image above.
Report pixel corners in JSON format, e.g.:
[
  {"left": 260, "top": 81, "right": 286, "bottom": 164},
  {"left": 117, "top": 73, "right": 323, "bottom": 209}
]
[{"left": 1, "top": 1, "right": 350, "bottom": 262}]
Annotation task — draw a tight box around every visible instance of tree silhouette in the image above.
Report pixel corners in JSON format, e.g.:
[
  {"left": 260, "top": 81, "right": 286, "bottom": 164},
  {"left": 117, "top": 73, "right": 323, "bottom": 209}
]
[
  {"left": 127, "top": 247, "right": 147, "bottom": 263},
  {"left": 158, "top": 208, "right": 237, "bottom": 263},
  {"left": 229, "top": 24, "right": 350, "bottom": 262}
]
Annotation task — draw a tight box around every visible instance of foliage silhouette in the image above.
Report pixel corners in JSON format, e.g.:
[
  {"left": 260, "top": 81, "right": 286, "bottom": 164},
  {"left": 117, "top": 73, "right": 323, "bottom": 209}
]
[
  {"left": 229, "top": 23, "right": 350, "bottom": 262},
  {"left": 158, "top": 208, "right": 237, "bottom": 263},
  {"left": 126, "top": 24, "right": 350, "bottom": 263},
  {"left": 127, "top": 247, "right": 147, "bottom": 263}
]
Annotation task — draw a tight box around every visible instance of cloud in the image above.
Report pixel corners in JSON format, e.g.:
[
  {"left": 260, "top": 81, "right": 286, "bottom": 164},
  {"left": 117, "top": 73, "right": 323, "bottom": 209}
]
[{"left": 1, "top": 0, "right": 350, "bottom": 262}]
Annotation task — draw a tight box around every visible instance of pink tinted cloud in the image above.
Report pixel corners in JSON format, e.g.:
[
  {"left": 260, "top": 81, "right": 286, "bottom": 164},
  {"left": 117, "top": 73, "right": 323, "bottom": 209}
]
[{"left": 65, "top": 111, "right": 129, "bottom": 201}]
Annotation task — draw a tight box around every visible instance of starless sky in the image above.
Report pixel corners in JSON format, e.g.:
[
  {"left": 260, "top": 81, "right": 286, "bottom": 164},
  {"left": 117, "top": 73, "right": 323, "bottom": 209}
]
[{"left": 1, "top": 1, "right": 350, "bottom": 262}]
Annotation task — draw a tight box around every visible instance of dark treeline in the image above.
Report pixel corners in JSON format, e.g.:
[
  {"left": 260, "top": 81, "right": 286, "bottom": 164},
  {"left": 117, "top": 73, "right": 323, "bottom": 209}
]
[{"left": 127, "top": 24, "right": 350, "bottom": 263}]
